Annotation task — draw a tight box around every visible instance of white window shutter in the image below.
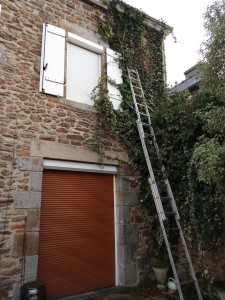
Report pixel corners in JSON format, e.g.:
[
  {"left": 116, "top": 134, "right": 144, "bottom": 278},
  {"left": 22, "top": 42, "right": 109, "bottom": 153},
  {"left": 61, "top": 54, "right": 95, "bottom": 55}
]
[
  {"left": 39, "top": 23, "right": 65, "bottom": 97},
  {"left": 106, "top": 48, "right": 123, "bottom": 110}
]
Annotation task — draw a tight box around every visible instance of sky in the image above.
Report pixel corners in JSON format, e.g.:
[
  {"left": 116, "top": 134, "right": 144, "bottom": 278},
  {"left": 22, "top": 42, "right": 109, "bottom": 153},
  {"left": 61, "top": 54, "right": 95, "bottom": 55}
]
[{"left": 123, "top": 0, "right": 215, "bottom": 87}]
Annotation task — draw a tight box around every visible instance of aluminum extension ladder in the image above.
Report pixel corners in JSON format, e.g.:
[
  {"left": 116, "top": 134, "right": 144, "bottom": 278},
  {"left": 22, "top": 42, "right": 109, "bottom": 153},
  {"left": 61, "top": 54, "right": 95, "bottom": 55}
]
[{"left": 128, "top": 68, "right": 203, "bottom": 300}]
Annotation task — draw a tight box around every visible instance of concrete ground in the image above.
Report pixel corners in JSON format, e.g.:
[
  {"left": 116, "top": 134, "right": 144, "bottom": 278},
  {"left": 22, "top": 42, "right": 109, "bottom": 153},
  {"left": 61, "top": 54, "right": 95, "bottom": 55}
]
[
  {"left": 95, "top": 293, "right": 167, "bottom": 299},
  {"left": 93, "top": 291, "right": 179, "bottom": 300},
  {"left": 59, "top": 286, "right": 179, "bottom": 300},
  {"left": 90, "top": 289, "right": 179, "bottom": 300}
]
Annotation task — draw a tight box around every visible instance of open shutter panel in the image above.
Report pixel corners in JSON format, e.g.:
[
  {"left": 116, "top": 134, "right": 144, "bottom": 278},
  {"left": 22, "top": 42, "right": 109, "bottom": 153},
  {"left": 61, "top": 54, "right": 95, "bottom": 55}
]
[
  {"left": 106, "top": 48, "right": 123, "bottom": 110},
  {"left": 39, "top": 23, "right": 65, "bottom": 97}
]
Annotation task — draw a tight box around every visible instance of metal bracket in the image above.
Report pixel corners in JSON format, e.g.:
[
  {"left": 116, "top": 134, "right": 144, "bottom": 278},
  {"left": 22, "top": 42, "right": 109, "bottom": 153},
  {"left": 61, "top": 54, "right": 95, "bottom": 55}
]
[{"left": 45, "top": 76, "right": 64, "bottom": 84}]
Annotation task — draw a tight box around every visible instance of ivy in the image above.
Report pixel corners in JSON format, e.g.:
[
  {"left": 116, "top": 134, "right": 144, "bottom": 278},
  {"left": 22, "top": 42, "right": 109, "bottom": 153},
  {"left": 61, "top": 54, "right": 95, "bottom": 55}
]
[
  {"left": 92, "top": 0, "right": 224, "bottom": 262},
  {"left": 153, "top": 92, "right": 224, "bottom": 250}
]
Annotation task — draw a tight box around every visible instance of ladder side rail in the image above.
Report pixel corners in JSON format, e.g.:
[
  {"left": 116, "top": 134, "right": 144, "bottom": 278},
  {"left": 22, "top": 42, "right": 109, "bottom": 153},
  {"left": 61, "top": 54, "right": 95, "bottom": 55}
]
[
  {"left": 134, "top": 71, "right": 172, "bottom": 174},
  {"left": 128, "top": 70, "right": 143, "bottom": 122},
  {"left": 134, "top": 72, "right": 181, "bottom": 220},
  {"left": 163, "top": 179, "right": 181, "bottom": 220},
  {"left": 136, "top": 121, "right": 166, "bottom": 221},
  {"left": 128, "top": 68, "right": 203, "bottom": 300},
  {"left": 136, "top": 91, "right": 181, "bottom": 219},
  {"left": 159, "top": 218, "right": 184, "bottom": 300},
  {"left": 176, "top": 221, "right": 203, "bottom": 300}
]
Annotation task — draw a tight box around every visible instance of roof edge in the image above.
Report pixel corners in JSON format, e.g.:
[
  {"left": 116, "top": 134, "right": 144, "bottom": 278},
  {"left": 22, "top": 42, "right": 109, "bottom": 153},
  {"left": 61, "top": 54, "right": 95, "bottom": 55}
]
[{"left": 116, "top": 1, "right": 171, "bottom": 33}]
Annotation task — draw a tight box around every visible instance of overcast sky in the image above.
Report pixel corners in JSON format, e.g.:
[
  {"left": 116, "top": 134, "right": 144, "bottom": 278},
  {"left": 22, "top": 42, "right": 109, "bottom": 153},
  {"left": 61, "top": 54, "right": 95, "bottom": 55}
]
[{"left": 123, "top": 0, "right": 214, "bottom": 86}]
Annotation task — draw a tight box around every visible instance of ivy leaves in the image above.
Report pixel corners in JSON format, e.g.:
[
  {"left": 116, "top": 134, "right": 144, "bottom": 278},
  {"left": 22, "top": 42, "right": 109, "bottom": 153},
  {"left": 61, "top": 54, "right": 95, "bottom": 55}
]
[{"left": 153, "top": 90, "right": 224, "bottom": 250}]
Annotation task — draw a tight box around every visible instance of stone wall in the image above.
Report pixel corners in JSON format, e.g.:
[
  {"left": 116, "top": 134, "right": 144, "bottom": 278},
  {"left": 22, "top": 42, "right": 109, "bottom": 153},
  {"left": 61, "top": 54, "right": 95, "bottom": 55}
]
[
  {"left": 0, "top": 1, "right": 151, "bottom": 299},
  {"left": 2, "top": 1, "right": 223, "bottom": 299}
]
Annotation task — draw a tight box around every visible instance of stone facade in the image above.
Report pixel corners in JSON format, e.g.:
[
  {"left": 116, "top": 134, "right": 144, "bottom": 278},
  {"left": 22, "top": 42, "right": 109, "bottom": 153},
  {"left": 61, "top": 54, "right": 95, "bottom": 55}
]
[
  {"left": 0, "top": 1, "right": 154, "bottom": 299},
  {"left": 2, "top": 1, "right": 223, "bottom": 299}
]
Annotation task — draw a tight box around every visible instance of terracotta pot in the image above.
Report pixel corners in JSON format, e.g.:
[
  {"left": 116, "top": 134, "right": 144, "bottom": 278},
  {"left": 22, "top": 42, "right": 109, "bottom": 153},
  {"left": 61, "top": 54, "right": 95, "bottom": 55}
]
[{"left": 152, "top": 267, "right": 169, "bottom": 285}]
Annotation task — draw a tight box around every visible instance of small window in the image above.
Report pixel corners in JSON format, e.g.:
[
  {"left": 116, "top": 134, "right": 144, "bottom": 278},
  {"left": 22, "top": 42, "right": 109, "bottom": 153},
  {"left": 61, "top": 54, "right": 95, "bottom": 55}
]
[
  {"left": 66, "top": 36, "right": 102, "bottom": 105},
  {"left": 39, "top": 23, "right": 123, "bottom": 109}
]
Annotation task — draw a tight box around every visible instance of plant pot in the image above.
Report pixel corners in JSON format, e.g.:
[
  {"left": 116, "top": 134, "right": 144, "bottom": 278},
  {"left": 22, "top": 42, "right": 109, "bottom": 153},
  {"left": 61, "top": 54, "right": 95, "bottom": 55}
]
[{"left": 152, "top": 267, "right": 169, "bottom": 285}]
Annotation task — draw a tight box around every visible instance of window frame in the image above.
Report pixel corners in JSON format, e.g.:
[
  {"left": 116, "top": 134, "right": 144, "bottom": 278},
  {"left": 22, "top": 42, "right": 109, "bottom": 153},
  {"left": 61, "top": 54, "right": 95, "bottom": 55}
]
[{"left": 39, "top": 23, "right": 122, "bottom": 109}]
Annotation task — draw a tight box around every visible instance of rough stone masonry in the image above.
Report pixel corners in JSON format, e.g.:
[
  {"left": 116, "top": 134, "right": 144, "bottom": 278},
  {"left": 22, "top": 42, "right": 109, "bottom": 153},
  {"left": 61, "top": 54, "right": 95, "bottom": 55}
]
[
  {"left": 1, "top": 1, "right": 224, "bottom": 299},
  {"left": 0, "top": 1, "right": 155, "bottom": 299}
]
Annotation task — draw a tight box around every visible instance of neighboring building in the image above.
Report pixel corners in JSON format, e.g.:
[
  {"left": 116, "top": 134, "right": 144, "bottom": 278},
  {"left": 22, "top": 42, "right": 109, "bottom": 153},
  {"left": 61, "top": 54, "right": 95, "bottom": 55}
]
[
  {"left": 0, "top": 1, "right": 166, "bottom": 299},
  {"left": 169, "top": 65, "right": 200, "bottom": 95}
]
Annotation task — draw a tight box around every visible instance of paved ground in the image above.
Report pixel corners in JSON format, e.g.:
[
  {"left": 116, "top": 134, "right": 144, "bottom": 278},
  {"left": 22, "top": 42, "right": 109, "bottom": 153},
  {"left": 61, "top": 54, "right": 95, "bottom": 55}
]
[
  {"left": 59, "top": 286, "right": 179, "bottom": 300},
  {"left": 91, "top": 290, "right": 179, "bottom": 300}
]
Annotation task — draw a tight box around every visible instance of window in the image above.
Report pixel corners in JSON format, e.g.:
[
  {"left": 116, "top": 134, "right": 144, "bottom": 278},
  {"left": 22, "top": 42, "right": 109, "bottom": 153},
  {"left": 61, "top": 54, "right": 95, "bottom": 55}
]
[{"left": 39, "top": 23, "right": 122, "bottom": 109}]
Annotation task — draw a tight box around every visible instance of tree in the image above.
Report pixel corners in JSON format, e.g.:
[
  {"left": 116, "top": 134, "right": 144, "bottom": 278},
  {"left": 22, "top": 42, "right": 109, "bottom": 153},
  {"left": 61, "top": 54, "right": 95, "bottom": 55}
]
[
  {"left": 152, "top": 0, "right": 225, "bottom": 249},
  {"left": 198, "top": 0, "right": 225, "bottom": 98},
  {"left": 193, "top": 0, "right": 225, "bottom": 194}
]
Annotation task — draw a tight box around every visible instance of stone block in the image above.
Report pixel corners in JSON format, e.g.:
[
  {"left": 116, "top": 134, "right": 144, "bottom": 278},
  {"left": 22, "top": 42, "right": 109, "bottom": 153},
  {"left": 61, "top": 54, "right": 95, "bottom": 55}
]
[
  {"left": 15, "top": 191, "right": 41, "bottom": 208},
  {"left": 0, "top": 49, "right": 6, "bottom": 64},
  {"left": 11, "top": 233, "right": 23, "bottom": 257},
  {"left": 116, "top": 191, "right": 139, "bottom": 206},
  {"left": 26, "top": 210, "right": 40, "bottom": 231},
  {"left": 25, "top": 255, "right": 38, "bottom": 281},
  {"left": 0, "top": 258, "right": 16, "bottom": 269},
  {"left": 25, "top": 232, "right": 39, "bottom": 256},
  {"left": 13, "top": 284, "right": 21, "bottom": 300},
  {"left": 18, "top": 157, "right": 43, "bottom": 171},
  {"left": 117, "top": 263, "right": 138, "bottom": 286},
  {"left": 116, "top": 206, "right": 131, "bottom": 224},
  {"left": 1, "top": 267, "right": 21, "bottom": 276},
  {"left": 116, "top": 178, "right": 130, "bottom": 192},
  {"left": 118, "top": 224, "right": 139, "bottom": 245},
  {"left": 30, "top": 172, "right": 42, "bottom": 191},
  {"left": 117, "top": 245, "right": 132, "bottom": 264},
  {"left": 11, "top": 232, "right": 39, "bottom": 257}
]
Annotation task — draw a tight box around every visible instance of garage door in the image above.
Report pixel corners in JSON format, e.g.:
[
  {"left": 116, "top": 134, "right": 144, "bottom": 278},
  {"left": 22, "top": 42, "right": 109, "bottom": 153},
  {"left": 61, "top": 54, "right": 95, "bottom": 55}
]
[{"left": 37, "top": 170, "right": 115, "bottom": 299}]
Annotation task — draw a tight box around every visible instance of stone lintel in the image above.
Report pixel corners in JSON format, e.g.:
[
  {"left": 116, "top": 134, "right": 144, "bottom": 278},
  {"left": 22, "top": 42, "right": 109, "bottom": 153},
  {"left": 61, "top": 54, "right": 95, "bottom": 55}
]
[
  {"left": 18, "top": 157, "right": 43, "bottom": 171},
  {"left": 30, "top": 140, "right": 128, "bottom": 165}
]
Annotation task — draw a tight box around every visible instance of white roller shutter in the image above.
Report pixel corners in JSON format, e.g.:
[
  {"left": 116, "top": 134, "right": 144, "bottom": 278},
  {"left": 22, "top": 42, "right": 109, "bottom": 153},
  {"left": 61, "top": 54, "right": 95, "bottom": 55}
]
[
  {"left": 66, "top": 43, "right": 101, "bottom": 105},
  {"left": 39, "top": 23, "right": 65, "bottom": 97},
  {"left": 106, "top": 49, "right": 123, "bottom": 110}
]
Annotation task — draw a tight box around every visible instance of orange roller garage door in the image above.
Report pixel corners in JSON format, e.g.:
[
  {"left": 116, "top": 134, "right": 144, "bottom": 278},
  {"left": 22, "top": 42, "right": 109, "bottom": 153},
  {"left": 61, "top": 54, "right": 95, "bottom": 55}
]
[{"left": 37, "top": 170, "right": 115, "bottom": 299}]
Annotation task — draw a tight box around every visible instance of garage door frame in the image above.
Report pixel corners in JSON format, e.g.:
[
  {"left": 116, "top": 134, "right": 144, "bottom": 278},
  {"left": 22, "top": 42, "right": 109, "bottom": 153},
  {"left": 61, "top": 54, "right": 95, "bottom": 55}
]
[{"left": 42, "top": 159, "right": 119, "bottom": 287}]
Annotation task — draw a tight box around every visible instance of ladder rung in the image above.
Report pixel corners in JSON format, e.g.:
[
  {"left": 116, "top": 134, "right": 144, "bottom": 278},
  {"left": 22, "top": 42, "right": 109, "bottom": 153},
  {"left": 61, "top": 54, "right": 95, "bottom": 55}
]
[
  {"left": 176, "top": 262, "right": 189, "bottom": 266},
  {"left": 134, "top": 93, "right": 142, "bottom": 98},
  {"left": 167, "top": 227, "right": 179, "bottom": 231},
  {"left": 157, "top": 181, "right": 167, "bottom": 186},
  {"left": 130, "top": 76, "right": 138, "bottom": 81},
  {"left": 137, "top": 103, "right": 146, "bottom": 107},
  {"left": 140, "top": 112, "right": 148, "bottom": 117},
  {"left": 160, "top": 196, "right": 171, "bottom": 200},
  {"left": 144, "top": 133, "right": 154, "bottom": 139},
  {"left": 129, "top": 69, "right": 137, "bottom": 73},
  {"left": 180, "top": 279, "right": 195, "bottom": 286},
  {"left": 165, "top": 211, "right": 177, "bottom": 215},
  {"left": 141, "top": 122, "right": 151, "bottom": 127},
  {"left": 149, "top": 156, "right": 159, "bottom": 160},
  {"left": 153, "top": 169, "right": 164, "bottom": 173},
  {"left": 170, "top": 244, "right": 185, "bottom": 248},
  {"left": 133, "top": 85, "right": 141, "bottom": 89}
]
